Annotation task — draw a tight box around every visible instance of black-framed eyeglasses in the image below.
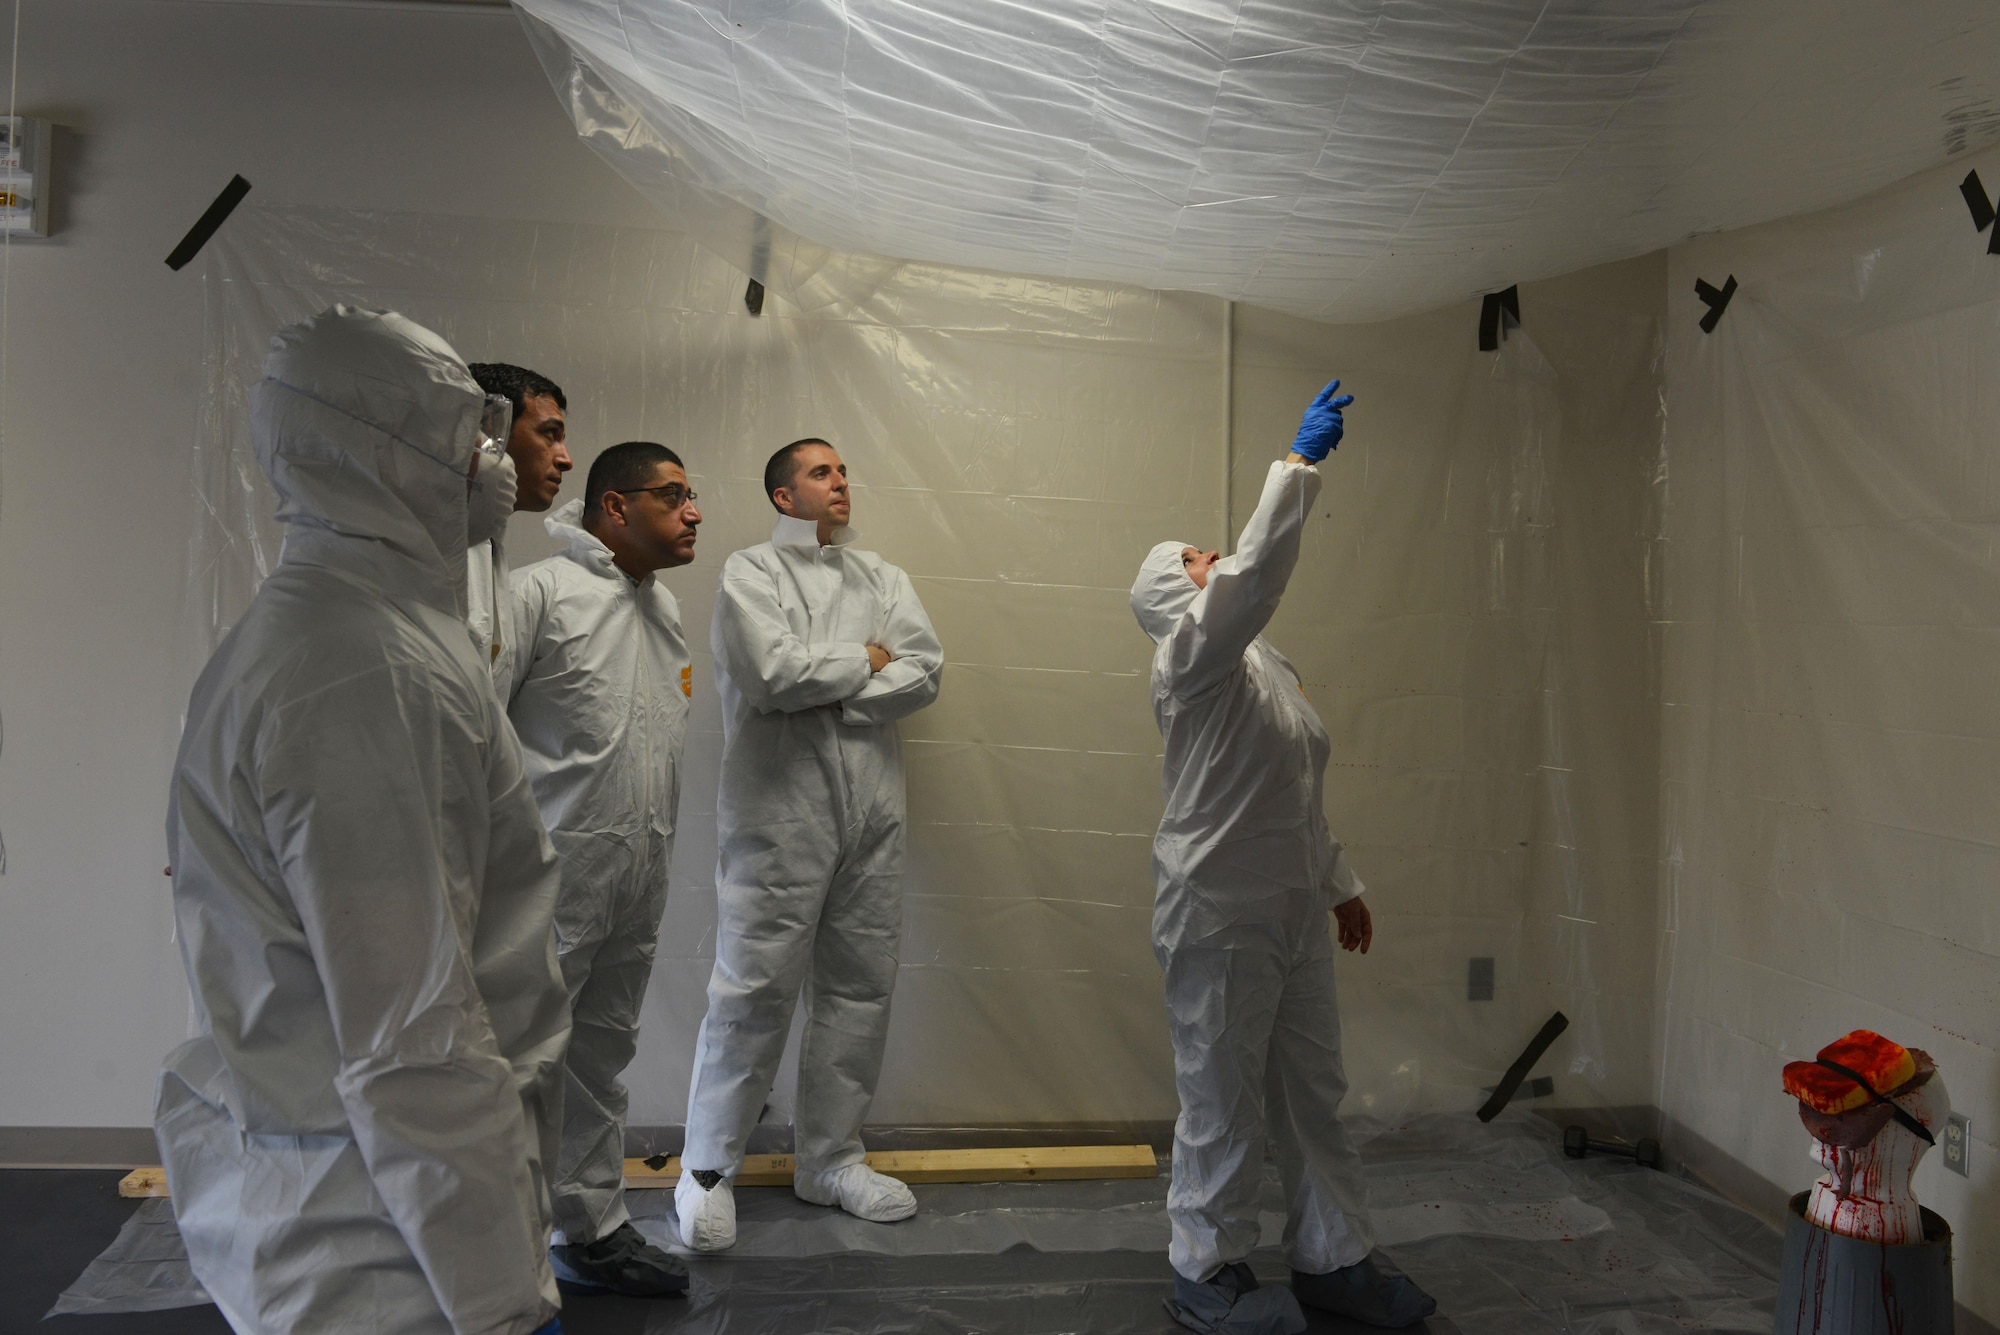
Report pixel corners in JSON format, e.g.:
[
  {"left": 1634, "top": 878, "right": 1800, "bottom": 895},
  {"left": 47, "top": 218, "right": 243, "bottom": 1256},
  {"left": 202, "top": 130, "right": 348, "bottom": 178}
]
[{"left": 617, "top": 482, "right": 699, "bottom": 508}]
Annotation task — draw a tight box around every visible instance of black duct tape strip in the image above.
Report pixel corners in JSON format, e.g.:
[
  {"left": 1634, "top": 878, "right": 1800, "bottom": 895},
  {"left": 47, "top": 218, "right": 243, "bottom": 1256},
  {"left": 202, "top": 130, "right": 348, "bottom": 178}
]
[
  {"left": 1695, "top": 274, "right": 1737, "bottom": 334},
  {"left": 1476, "top": 1010, "right": 1568, "bottom": 1122},
  {"left": 1478, "top": 284, "right": 1520, "bottom": 352},
  {"left": 165, "top": 175, "right": 252, "bottom": 271},
  {"left": 744, "top": 278, "right": 766, "bottom": 316},
  {"left": 1811, "top": 1058, "right": 1935, "bottom": 1145},
  {"left": 1962, "top": 169, "right": 1995, "bottom": 233}
]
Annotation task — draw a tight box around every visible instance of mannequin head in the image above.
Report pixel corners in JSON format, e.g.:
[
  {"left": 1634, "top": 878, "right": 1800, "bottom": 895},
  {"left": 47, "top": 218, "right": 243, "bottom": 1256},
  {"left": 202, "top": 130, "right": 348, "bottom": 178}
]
[{"left": 1784, "top": 1031, "right": 1948, "bottom": 1244}]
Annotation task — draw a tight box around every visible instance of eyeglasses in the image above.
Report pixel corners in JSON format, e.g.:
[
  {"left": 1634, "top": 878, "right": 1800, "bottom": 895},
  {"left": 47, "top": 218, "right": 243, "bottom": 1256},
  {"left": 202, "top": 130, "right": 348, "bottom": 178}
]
[{"left": 617, "top": 482, "right": 699, "bottom": 509}]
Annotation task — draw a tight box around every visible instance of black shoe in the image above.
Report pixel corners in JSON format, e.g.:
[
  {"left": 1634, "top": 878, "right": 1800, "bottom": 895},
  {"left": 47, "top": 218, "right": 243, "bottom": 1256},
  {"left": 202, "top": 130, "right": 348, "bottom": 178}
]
[
  {"left": 1164, "top": 1261, "right": 1306, "bottom": 1334},
  {"left": 1292, "top": 1256, "right": 1435, "bottom": 1328},
  {"left": 550, "top": 1221, "right": 689, "bottom": 1297}
]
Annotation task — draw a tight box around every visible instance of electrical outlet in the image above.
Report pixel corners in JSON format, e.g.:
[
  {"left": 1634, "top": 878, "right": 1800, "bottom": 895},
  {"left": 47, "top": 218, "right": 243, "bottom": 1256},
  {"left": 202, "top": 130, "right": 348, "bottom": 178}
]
[
  {"left": 1943, "top": 1112, "right": 1971, "bottom": 1178},
  {"left": 1468, "top": 956, "right": 1495, "bottom": 1001}
]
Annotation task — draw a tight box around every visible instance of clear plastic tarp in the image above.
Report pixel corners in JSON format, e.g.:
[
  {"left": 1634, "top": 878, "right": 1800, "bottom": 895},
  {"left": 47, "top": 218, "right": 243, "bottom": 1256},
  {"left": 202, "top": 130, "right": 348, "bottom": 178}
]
[
  {"left": 52, "top": 1112, "right": 1784, "bottom": 1332},
  {"left": 1228, "top": 257, "right": 1667, "bottom": 1133},
  {"left": 510, "top": 1, "right": 2000, "bottom": 324},
  {"left": 1656, "top": 148, "right": 2000, "bottom": 1319},
  {"left": 179, "top": 203, "right": 1664, "bottom": 1142}
]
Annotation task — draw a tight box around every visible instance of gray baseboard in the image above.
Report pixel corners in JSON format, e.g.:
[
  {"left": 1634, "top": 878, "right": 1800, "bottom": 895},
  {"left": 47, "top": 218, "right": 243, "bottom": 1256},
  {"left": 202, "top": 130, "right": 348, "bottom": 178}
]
[
  {"left": 0, "top": 1126, "right": 159, "bottom": 1168},
  {"left": 1651, "top": 1112, "right": 1795, "bottom": 1230}
]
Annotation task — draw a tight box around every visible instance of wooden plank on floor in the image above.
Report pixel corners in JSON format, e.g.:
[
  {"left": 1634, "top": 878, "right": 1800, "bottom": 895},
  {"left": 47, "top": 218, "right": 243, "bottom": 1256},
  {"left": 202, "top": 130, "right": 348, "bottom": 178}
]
[
  {"left": 118, "top": 1166, "right": 169, "bottom": 1198},
  {"left": 866, "top": 1144, "right": 1158, "bottom": 1183},
  {"left": 623, "top": 1144, "right": 1156, "bottom": 1189},
  {"left": 626, "top": 1153, "right": 799, "bottom": 1189}
]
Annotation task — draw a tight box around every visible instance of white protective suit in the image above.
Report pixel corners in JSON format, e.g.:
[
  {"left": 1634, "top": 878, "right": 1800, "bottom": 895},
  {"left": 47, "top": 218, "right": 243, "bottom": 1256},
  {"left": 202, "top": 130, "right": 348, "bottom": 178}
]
[
  {"left": 467, "top": 536, "right": 519, "bottom": 691},
  {"left": 1130, "top": 459, "right": 1373, "bottom": 1284},
  {"left": 507, "top": 498, "right": 692, "bottom": 1247},
  {"left": 156, "top": 306, "right": 569, "bottom": 1335},
  {"left": 682, "top": 515, "right": 943, "bottom": 1178}
]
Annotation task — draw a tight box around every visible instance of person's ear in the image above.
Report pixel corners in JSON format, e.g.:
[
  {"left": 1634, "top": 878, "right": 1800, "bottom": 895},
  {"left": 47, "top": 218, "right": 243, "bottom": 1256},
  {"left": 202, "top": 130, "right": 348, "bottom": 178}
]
[
  {"left": 773, "top": 486, "right": 795, "bottom": 516},
  {"left": 601, "top": 490, "right": 629, "bottom": 528}
]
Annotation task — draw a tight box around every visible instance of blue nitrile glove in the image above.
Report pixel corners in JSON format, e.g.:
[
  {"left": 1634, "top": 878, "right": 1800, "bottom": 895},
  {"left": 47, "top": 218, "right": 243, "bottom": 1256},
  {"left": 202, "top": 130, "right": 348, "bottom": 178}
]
[
  {"left": 1290, "top": 379, "right": 1354, "bottom": 462},
  {"left": 531, "top": 1318, "right": 565, "bottom": 1335}
]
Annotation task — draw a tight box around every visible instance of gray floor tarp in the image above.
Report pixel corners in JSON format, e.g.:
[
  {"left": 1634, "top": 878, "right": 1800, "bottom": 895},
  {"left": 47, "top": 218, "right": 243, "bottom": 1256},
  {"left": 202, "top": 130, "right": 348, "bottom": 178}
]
[{"left": 49, "top": 1112, "right": 1781, "bottom": 1333}]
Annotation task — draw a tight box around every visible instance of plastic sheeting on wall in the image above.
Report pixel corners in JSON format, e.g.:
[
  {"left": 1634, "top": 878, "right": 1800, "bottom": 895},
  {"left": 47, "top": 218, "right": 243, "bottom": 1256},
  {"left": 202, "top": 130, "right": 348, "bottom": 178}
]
[
  {"left": 1658, "top": 149, "right": 2000, "bottom": 1319},
  {"left": 187, "top": 203, "right": 1224, "bottom": 1134},
  {"left": 184, "top": 203, "right": 1663, "bottom": 1138},
  {"left": 1226, "top": 257, "right": 1668, "bottom": 1126},
  {"left": 512, "top": 0, "right": 2000, "bottom": 325}
]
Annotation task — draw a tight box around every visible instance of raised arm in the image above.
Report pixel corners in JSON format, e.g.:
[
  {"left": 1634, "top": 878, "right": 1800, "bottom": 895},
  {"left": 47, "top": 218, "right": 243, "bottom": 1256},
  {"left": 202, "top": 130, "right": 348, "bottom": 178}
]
[
  {"left": 842, "top": 565, "right": 944, "bottom": 727},
  {"left": 1164, "top": 380, "right": 1349, "bottom": 698},
  {"left": 713, "top": 553, "right": 874, "bottom": 713},
  {"left": 257, "top": 666, "right": 554, "bottom": 1334}
]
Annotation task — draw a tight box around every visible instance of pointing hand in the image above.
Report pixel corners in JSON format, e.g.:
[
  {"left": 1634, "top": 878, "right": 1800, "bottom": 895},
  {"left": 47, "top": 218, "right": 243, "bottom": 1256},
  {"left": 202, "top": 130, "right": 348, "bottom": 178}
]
[{"left": 1289, "top": 379, "right": 1354, "bottom": 463}]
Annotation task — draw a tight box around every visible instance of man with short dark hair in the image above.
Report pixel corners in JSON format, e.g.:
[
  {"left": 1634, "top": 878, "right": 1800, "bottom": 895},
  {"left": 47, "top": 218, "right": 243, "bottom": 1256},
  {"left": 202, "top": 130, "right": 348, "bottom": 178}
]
[
  {"left": 506, "top": 441, "right": 702, "bottom": 1296},
  {"left": 675, "top": 437, "right": 943, "bottom": 1252},
  {"left": 469, "top": 363, "right": 574, "bottom": 513},
  {"left": 465, "top": 363, "right": 574, "bottom": 690}
]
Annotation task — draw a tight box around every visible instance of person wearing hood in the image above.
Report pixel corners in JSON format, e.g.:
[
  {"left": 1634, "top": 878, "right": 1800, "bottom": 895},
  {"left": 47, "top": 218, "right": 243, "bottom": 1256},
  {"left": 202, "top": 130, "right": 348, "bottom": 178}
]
[
  {"left": 505, "top": 441, "right": 701, "bottom": 1295},
  {"left": 465, "top": 362, "right": 574, "bottom": 690},
  {"left": 674, "top": 437, "right": 944, "bottom": 1252},
  {"left": 156, "top": 306, "right": 570, "bottom": 1335},
  {"left": 1131, "top": 383, "right": 1437, "bottom": 1335}
]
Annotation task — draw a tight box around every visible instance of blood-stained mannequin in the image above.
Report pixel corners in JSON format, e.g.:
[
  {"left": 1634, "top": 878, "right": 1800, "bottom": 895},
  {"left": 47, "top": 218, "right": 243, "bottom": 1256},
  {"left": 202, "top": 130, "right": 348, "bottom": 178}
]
[{"left": 1782, "top": 1029, "right": 1950, "bottom": 1245}]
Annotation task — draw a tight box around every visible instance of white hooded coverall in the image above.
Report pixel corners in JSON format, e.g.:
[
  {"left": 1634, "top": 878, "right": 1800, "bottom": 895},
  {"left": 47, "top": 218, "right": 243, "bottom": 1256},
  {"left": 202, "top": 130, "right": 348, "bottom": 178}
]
[
  {"left": 1130, "top": 460, "right": 1373, "bottom": 1284},
  {"left": 682, "top": 515, "right": 943, "bottom": 1177},
  {"left": 156, "top": 306, "right": 569, "bottom": 1335},
  {"left": 467, "top": 535, "right": 519, "bottom": 692},
  {"left": 507, "top": 498, "right": 692, "bottom": 1247}
]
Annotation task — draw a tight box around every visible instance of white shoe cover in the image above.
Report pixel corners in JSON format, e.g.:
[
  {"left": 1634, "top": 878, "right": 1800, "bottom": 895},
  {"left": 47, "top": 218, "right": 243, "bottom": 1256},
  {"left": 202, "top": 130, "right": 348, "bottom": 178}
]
[
  {"left": 674, "top": 1171, "right": 737, "bottom": 1251},
  {"left": 793, "top": 1163, "right": 918, "bottom": 1223}
]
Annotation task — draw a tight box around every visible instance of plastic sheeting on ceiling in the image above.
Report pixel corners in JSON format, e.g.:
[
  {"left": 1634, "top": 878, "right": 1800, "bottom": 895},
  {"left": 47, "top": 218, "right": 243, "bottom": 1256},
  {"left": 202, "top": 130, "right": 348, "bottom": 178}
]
[{"left": 513, "top": 0, "right": 2000, "bottom": 323}]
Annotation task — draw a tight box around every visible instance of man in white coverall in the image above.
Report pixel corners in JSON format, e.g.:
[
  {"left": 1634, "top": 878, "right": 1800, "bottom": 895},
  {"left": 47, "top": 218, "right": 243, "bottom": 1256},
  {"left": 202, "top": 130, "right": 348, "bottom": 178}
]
[
  {"left": 1130, "top": 383, "right": 1438, "bottom": 1334},
  {"left": 506, "top": 441, "right": 702, "bottom": 1295},
  {"left": 675, "top": 437, "right": 944, "bottom": 1251},
  {"left": 465, "top": 362, "right": 574, "bottom": 690},
  {"left": 156, "top": 306, "right": 569, "bottom": 1335}
]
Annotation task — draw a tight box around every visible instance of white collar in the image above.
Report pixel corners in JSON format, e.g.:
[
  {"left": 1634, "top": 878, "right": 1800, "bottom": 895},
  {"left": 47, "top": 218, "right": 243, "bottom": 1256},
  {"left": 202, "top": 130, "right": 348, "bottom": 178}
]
[
  {"left": 546, "top": 499, "right": 638, "bottom": 583},
  {"left": 772, "top": 513, "right": 858, "bottom": 550}
]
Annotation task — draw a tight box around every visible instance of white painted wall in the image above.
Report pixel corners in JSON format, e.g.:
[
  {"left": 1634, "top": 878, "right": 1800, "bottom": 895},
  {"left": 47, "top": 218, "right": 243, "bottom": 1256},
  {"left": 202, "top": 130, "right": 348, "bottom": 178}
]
[{"left": 0, "top": 0, "right": 660, "bottom": 1126}]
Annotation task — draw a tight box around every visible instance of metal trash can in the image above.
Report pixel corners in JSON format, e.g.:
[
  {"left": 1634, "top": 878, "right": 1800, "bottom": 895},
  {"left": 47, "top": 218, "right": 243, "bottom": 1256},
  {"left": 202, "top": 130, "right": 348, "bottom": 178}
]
[{"left": 1772, "top": 1191, "right": 1954, "bottom": 1335}]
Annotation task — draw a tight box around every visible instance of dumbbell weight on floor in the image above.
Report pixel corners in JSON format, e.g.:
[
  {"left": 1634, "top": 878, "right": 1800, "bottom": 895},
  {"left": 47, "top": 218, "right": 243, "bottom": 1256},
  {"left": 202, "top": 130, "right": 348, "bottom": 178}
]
[{"left": 1562, "top": 1124, "right": 1663, "bottom": 1169}]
